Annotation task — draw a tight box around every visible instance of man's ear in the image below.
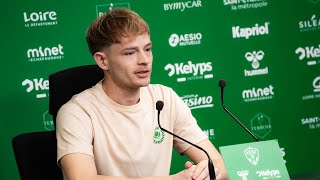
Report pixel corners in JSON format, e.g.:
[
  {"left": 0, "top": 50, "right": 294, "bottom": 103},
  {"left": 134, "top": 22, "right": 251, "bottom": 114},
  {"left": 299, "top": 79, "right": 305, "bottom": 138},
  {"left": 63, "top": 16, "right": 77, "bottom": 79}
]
[{"left": 94, "top": 52, "right": 109, "bottom": 70}]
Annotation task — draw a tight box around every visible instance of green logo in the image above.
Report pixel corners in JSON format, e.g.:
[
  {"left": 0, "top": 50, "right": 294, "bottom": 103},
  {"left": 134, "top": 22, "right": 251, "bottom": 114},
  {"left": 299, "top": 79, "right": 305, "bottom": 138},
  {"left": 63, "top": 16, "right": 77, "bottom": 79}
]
[
  {"left": 96, "top": 3, "right": 131, "bottom": 17},
  {"left": 250, "top": 113, "right": 272, "bottom": 139},
  {"left": 309, "top": 0, "right": 320, "bottom": 4},
  {"left": 153, "top": 127, "right": 164, "bottom": 144}
]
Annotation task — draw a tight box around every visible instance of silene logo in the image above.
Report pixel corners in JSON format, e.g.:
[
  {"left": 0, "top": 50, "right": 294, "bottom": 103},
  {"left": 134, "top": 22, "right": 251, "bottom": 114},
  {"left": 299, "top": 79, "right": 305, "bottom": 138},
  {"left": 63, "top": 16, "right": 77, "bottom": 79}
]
[
  {"left": 242, "top": 85, "right": 274, "bottom": 102},
  {"left": 27, "top": 44, "right": 64, "bottom": 62},
  {"left": 244, "top": 50, "right": 268, "bottom": 76},
  {"left": 237, "top": 170, "right": 249, "bottom": 180},
  {"left": 250, "top": 113, "right": 272, "bottom": 139},
  {"left": 299, "top": 14, "right": 320, "bottom": 32},
  {"left": 232, "top": 22, "right": 270, "bottom": 39},
  {"left": 295, "top": 44, "right": 320, "bottom": 66},
  {"left": 164, "top": 0, "right": 202, "bottom": 12},
  {"left": 223, "top": 0, "right": 268, "bottom": 10},
  {"left": 302, "top": 76, "right": 320, "bottom": 100},
  {"left": 22, "top": 78, "right": 49, "bottom": 99},
  {"left": 96, "top": 2, "right": 130, "bottom": 17},
  {"left": 153, "top": 127, "right": 165, "bottom": 144},
  {"left": 203, "top": 128, "right": 215, "bottom": 140},
  {"left": 301, "top": 116, "right": 320, "bottom": 129},
  {"left": 23, "top": 11, "right": 57, "bottom": 27},
  {"left": 181, "top": 94, "right": 213, "bottom": 110},
  {"left": 169, "top": 33, "right": 202, "bottom": 47},
  {"left": 244, "top": 147, "right": 259, "bottom": 165},
  {"left": 164, "top": 60, "right": 213, "bottom": 82}
]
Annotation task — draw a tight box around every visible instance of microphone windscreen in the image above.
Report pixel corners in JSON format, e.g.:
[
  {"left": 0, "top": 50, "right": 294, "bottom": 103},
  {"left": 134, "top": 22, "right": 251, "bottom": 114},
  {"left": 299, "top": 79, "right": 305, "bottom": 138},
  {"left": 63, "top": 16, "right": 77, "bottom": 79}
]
[
  {"left": 156, "top": 101, "right": 164, "bottom": 111},
  {"left": 218, "top": 79, "right": 226, "bottom": 88}
]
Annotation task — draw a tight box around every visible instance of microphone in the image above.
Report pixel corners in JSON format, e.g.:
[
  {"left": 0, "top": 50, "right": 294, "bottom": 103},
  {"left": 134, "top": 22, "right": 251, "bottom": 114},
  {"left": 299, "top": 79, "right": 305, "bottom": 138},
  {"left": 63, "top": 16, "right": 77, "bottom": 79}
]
[
  {"left": 218, "top": 79, "right": 259, "bottom": 141},
  {"left": 156, "top": 101, "right": 216, "bottom": 180}
]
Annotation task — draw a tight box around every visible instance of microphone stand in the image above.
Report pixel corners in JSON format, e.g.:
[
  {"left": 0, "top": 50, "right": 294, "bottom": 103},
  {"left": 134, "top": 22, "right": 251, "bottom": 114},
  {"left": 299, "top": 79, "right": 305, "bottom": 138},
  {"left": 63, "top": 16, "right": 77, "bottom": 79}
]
[{"left": 156, "top": 101, "right": 216, "bottom": 180}]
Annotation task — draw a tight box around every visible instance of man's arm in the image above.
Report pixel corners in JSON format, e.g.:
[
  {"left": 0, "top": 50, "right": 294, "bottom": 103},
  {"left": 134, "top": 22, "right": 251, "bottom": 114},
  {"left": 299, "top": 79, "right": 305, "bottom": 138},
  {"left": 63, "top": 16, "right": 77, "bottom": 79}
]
[
  {"left": 60, "top": 153, "right": 196, "bottom": 180},
  {"left": 182, "top": 139, "right": 229, "bottom": 180}
]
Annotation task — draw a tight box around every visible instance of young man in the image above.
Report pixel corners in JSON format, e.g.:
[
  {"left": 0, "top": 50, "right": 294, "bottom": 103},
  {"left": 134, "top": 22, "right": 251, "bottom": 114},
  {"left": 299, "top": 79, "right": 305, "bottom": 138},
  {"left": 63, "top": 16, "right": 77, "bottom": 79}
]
[{"left": 56, "top": 8, "right": 229, "bottom": 180}]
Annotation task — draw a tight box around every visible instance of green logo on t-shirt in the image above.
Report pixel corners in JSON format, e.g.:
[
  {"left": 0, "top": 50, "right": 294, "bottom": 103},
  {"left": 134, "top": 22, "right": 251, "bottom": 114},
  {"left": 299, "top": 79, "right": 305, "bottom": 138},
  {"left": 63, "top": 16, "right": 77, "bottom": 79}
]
[{"left": 153, "top": 127, "right": 164, "bottom": 144}]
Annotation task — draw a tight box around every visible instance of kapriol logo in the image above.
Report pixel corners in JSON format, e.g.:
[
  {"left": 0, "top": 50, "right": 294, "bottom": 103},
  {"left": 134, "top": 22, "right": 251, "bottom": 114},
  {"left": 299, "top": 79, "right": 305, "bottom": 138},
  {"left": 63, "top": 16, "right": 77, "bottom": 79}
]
[
  {"left": 244, "top": 50, "right": 268, "bottom": 77},
  {"left": 232, "top": 22, "right": 270, "bottom": 39},
  {"left": 203, "top": 128, "right": 215, "bottom": 140},
  {"left": 21, "top": 78, "right": 49, "bottom": 99},
  {"left": 223, "top": 0, "right": 268, "bottom": 11},
  {"left": 181, "top": 93, "right": 214, "bottom": 110},
  {"left": 299, "top": 14, "right": 320, "bottom": 32},
  {"left": 301, "top": 116, "right": 320, "bottom": 130},
  {"left": 163, "top": 0, "right": 202, "bottom": 12},
  {"left": 242, "top": 85, "right": 274, "bottom": 102},
  {"left": 250, "top": 112, "right": 272, "bottom": 139},
  {"left": 23, "top": 11, "right": 58, "bottom": 28},
  {"left": 27, "top": 44, "right": 64, "bottom": 62},
  {"left": 244, "top": 147, "right": 259, "bottom": 165},
  {"left": 295, "top": 44, "right": 320, "bottom": 66},
  {"left": 169, "top": 33, "right": 202, "bottom": 47},
  {"left": 96, "top": 2, "right": 130, "bottom": 17},
  {"left": 164, "top": 60, "right": 213, "bottom": 82},
  {"left": 302, "top": 76, "right": 320, "bottom": 100}
]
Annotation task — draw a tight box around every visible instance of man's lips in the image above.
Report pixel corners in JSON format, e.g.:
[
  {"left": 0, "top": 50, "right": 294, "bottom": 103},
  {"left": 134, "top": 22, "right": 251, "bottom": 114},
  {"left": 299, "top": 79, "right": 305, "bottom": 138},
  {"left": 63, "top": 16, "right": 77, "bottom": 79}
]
[{"left": 135, "top": 69, "right": 150, "bottom": 78}]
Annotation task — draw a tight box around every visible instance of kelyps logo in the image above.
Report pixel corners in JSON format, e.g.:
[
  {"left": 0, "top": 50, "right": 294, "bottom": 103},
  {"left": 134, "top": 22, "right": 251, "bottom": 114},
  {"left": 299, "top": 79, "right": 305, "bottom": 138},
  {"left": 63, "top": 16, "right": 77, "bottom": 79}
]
[
  {"left": 23, "top": 11, "right": 58, "bottom": 27},
  {"left": 164, "top": 60, "right": 213, "bottom": 82},
  {"left": 22, "top": 78, "right": 49, "bottom": 99},
  {"left": 295, "top": 44, "right": 320, "bottom": 66}
]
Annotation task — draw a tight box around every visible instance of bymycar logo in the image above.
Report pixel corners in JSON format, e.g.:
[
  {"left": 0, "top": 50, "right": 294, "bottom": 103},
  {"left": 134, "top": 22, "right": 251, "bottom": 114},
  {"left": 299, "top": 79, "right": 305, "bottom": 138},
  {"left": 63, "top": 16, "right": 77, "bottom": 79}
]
[
  {"left": 23, "top": 11, "right": 57, "bottom": 27},
  {"left": 224, "top": 0, "right": 268, "bottom": 10},
  {"left": 169, "top": 33, "right": 202, "bottom": 47},
  {"left": 242, "top": 85, "right": 274, "bottom": 102},
  {"left": 164, "top": 0, "right": 202, "bottom": 12},
  {"left": 232, "top": 22, "right": 270, "bottom": 39},
  {"left": 96, "top": 2, "right": 130, "bottom": 17},
  {"left": 27, "top": 44, "right": 64, "bottom": 62},
  {"left": 22, "top": 78, "right": 49, "bottom": 98},
  {"left": 164, "top": 60, "right": 213, "bottom": 82},
  {"left": 181, "top": 94, "right": 213, "bottom": 110},
  {"left": 299, "top": 14, "right": 320, "bottom": 32},
  {"left": 302, "top": 76, "right": 320, "bottom": 100},
  {"left": 244, "top": 50, "right": 268, "bottom": 76},
  {"left": 295, "top": 44, "right": 320, "bottom": 66}
]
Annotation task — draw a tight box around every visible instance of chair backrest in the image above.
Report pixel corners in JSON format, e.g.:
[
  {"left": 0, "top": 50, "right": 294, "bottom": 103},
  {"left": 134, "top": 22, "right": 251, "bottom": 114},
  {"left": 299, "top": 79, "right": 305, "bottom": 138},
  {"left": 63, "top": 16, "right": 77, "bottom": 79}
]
[
  {"left": 12, "top": 131, "right": 63, "bottom": 180},
  {"left": 48, "top": 64, "right": 104, "bottom": 127}
]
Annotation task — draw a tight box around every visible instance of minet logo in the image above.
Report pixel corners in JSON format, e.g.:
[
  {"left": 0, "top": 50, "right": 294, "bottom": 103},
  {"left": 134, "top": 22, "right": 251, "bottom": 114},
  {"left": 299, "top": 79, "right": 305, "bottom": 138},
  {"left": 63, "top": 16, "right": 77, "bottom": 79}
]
[
  {"left": 244, "top": 50, "right": 268, "bottom": 77},
  {"left": 23, "top": 11, "right": 58, "bottom": 27},
  {"left": 242, "top": 85, "right": 274, "bottom": 102},
  {"left": 169, "top": 33, "right": 202, "bottom": 47},
  {"left": 181, "top": 94, "right": 214, "bottom": 110},
  {"left": 164, "top": 60, "right": 213, "bottom": 82},
  {"left": 295, "top": 44, "right": 320, "bottom": 66},
  {"left": 22, "top": 78, "right": 49, "bottom": 98},
  {"left": 27, "top": 44, "right": 64, "bottom": 62},
  {"left": 299, "top": 14, "right": 320, "bottom": 32},
  {"left": 232, "top": 22, "right": 270, "bottom": 39},
  {"left": 164, "top": 0, "right": 202, "bottom": 11}
]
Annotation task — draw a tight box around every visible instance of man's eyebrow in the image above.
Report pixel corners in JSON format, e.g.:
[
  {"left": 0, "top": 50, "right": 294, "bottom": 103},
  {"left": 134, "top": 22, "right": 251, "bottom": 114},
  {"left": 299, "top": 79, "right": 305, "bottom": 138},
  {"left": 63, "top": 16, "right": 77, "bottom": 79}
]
[{"left": 121, "top": 42, "right": 152, "bottom": 51}]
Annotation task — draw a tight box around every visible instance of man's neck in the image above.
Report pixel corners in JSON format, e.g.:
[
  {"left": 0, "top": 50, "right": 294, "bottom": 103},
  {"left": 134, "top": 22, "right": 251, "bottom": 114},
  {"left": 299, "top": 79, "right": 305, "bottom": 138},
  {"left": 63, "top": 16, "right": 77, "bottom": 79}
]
[{"left": 101, "top": 79, "right": 141, "bottom": 106}]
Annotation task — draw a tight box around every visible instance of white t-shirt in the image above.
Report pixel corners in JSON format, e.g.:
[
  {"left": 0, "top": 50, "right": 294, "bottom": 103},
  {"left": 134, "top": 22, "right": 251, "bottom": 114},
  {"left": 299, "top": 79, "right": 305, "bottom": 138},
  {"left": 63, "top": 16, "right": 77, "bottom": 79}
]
[{"left": 56, "top": 81, "right": 208, "bottom": 178}]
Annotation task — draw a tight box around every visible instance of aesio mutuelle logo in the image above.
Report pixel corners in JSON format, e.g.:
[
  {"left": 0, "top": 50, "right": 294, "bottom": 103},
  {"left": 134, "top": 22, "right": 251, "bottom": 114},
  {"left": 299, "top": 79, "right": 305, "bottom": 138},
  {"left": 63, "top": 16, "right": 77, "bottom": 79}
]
[
  {"left": 232, "top": 22, "right": 270, "bottom": 39},
  {"left": 164, "top": 60, "right": 213, "bottom": 82},
  {"left": 295, "top": 44, "right": 320, "bottom": 66},
  {"left": 244, "top": 50, "right": 268, "bottom": 77},
  {"left": 164, "top": 0, "right": 202, "bottom": 12},
  {"left": 27, "top": 44, "right": 64, "bottom": 62},
  {"left": 169, "top": 33, "right": 202, "bottom": 47},
  {"left": 23, "top": 11, "right": 58, "bottom": 27},
  {"left": 21, "top": 78, "right": 49, "bottom": 99}
]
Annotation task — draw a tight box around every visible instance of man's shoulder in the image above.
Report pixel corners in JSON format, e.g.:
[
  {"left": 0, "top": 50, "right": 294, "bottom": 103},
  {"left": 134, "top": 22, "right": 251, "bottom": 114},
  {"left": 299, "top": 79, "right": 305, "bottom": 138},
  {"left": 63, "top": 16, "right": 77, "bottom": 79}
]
[{"left": 146, "top": 84, "right": 173, "bottom": 92}]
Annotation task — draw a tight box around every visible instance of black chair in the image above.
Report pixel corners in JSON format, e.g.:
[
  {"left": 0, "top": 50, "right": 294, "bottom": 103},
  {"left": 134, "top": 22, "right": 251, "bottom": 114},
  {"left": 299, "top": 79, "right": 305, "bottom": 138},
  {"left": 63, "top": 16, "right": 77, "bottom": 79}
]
[
  {"left": 48, "top": 64, "right": 104, "bottom": 127},
  {"left": 12, "top": 131, "right": 63, "bottom": 180}
]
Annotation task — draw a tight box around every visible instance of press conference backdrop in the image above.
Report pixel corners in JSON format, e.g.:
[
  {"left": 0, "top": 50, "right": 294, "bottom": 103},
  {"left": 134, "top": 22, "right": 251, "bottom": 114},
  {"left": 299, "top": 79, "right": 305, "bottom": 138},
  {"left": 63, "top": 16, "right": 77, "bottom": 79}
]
[{"left": 1, "top": 0, "right": 319, "bottom": 179}]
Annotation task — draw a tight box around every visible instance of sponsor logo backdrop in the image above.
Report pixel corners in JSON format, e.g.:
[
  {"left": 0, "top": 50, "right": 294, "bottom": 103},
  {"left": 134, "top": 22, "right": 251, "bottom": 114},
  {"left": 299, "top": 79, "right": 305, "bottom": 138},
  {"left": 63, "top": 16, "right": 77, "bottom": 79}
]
[{"left": 1, "top": 0, "right": 319, "bottom": 179}]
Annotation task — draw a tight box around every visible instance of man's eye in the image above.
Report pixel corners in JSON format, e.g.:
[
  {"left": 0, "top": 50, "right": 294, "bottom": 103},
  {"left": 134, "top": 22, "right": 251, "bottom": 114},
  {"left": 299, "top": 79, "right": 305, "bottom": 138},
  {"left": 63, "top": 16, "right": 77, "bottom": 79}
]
[
  {"left": 125, "top": 52, "right": 135, "bottom": 55},
  {"left": 145, "top": 48, "right": 152, "bottom": 52}
]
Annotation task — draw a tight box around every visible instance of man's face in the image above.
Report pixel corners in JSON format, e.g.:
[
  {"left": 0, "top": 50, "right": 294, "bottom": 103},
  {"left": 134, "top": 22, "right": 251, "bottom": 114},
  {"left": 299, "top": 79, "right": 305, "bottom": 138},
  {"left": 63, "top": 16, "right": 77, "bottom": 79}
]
[{"left": 104, "top": 33, "right": 153, "bottom": 89}]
